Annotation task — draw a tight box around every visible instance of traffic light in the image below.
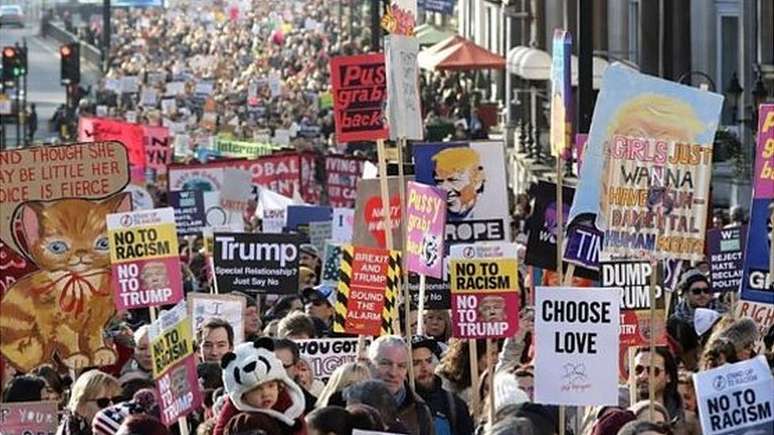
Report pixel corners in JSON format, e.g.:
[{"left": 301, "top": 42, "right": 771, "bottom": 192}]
[
  {"left": 2, "top": 46, "right": 17, "bottom": 84},
  {"left": 16, "top": 46, "right": 27, "bottom": 77},
  {"left": 60, "top": 43, "right": 80, "bottom": 85}
]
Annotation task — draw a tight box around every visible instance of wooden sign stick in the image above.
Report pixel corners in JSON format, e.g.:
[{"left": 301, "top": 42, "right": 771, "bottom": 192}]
[
  {"left": 648, "top": 259, "right": 658, "bottom": 421},
  {"left": 396, "top": 137, "right": 416, "bottom": 390},
  {"left": 469, "top": 339, "right": 480, "bottom": 421},
  {"left": 417, "top": 274, "right": 426, "bottom": 335},
  {"left": 487, "top": 338, "right": 496, "bottom": 426}
]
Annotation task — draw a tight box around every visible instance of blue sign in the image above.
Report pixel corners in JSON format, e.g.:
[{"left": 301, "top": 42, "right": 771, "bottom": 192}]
[{"left": 418, "top": 0, "right": 455, "bottom": 15}]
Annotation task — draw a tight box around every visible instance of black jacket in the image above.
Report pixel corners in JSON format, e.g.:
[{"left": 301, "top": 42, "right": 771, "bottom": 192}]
[
  {"left": 397, "top": 384, "right": 436, "bottom": 435},
  {"left": 416, "top": 376, "right": 474, "bottom": 435}
]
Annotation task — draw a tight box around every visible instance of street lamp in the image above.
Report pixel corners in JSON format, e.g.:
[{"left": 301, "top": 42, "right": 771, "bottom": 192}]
[{"left": 724, "top": 72, "right": 743, "bottom": 124}]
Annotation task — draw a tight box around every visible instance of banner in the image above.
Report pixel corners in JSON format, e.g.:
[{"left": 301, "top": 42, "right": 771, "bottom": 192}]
[
  {"left": 405, "top": 182, "right": 447, "bottom": 278},
  {"left": 188, "top": 293, "right": 246, "bottom": 345},
  {"left": 286, "top": 206, "right": 332, "bottom": 232},
  {"left": 143, "top": 125, "right": 171, "bottom": 175},
  {"left": 413, "top": 141, "right": 510, "bottom": 246},
  {"left": 568, "top": 65, "right": 723, "bottom": 262},
  {"left": 534, "top": 286, "right": 620, "bottom": 406},
  {"left": 215, "top": 136, "right": 279, "bottom": 158},
  {"left": 79, "top": 117, "right": 146, "bottom": 169},
  {"left": 169, "top": 191, "right": 207, "bottom": 236},
  {"left": 450, "top": 258, "right": 519, "bottom": 338},
  {"left": 325, "top": 155, "right": 366, "bottom": 208},
  {"left": 0, "top": 401, "right": 58, "bottom": 434},
  {"left": 333, "top": 245, "right": 400, "bottom": 336},
  {"left": 332, "top": 207, "right": 355, "bottom": 242},
  {"left": 297, "top": 338, "right": 370, "bottom": 383},
  {"left": 599, "top": 261, "right": 666, "bottom": 348},
  {"left": 740, "top": 105, "right": 774, "bottom": 303},
  {"left": 385, "top": 35, "right": 423, "bottom": 140},
  {"left": 550, "top": 29, "right": 572, "bottom": 157},
  {"left": 330, "top": 53, "right": 389, "bottom": 142},
  {"left": 353, "top": 177, "right": 411, "bottom": 251},
  {"left": 212, "top": 233, "right": 302, "bottom": 294},
  {"left": 693, "top": 356, "right": 774, "bottom": 435},
  {"left": 309, "top": 221, "right": 333, "bottom": 254},
  {"left": 251, "top": 153, "right": 304, "bottom": 200},
  {"left": 148, "top": 301, "right": 202, "bottom": 426},
  {"left": 107, "top": 208, "right": 184, "bottom": 310},
  {"left": 707, "top": 226, "right": 746, "bottom": 293}
]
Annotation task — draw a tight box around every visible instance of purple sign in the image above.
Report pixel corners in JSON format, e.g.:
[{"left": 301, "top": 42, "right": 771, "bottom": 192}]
[
  {"left": 405, "top": 181, "right": 447, "bottom": 278},
  {"left": 754, "top": 104, "right": 774, "bottom": 198},
  {"left": 707, "top": 226, "right": 746, "bottom": 293},
  {"left": 564, "top": 225, "right": 602, "bottom": 270}
]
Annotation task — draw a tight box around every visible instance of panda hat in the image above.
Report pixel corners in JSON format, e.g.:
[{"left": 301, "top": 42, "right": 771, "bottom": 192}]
[{"left": 221, "top": 338, "right": 305, "bottom": 425}]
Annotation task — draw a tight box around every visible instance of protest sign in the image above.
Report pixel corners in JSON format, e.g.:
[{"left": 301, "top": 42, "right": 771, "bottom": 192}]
[
  {"left": 334, "top": 245, "right": 400, "bottom": 336},
  {"left": 736, "top": 300, "right": 774, "bottom": 342},
  {"left": 405, "top": 182, "right": 447, "bottom": 278},
  {"left": 321, "top": 241, "right": 343, "bottom": 285},
  {"left": 297, "top": 337, "right": 370, "bottom": 383},
  {"left": 353, "top": 176, "right": 411, "bottom": 251},
  {"left": 332, "top": 207, "right": 355, "bottom": 242},
  {"left": 568, "top": 65, "right": 723, "bottom": 262},
  {"left": 330, "top": 53, "right": 389, "bottom": 142},
  {"left": 251, "top": 153, "right": 304, "bottom": 199},
  {"left": 148, "top": 301, "right": 203, "bottom": 426},
  {"left": 188, "top": 293, "right": 246, "bottom": 345},
  {"left": 121, "top": 76, "right": 139, "bottom": 93},
  {"left": 413, "top": 141, "right": 510, "bottom": 245},
  {"left": 262, "top": 208, "right": 286, "bottom": 233},
  {"left": 169, "top": 191, "right": 206, "bottom": 236},
  {"left": 107, "top": 208, "right": 184, "bottom": 310},
  {"left": 385, "top": 34, "right": 423, "bottom": 140},
  {"left": 600, "top": 261, "right": 666, "bottom": 348},
  {"left": 381, "top": 0, "right": 417, "bottom": 35},
  {"left": 143, "top": 125, "right": 171, "bottom": 175},
  {"left": 449, "top": 241, "right": 519, "bottom": 260},
  {"left": 707, "top": 226, "right": 746, "bottom": 293},
  {"left": 418, "top": 0, "right": 454, "bottom": 14},
  {"left": 325, "top": 155, "right": 366, "bottom": 208},
  {"left": 215, "top": 136, "right": 279, "bottom": 158},
  {"left": 550, "top": 29, "right": 572, "bottom": 157},
  {"left": 212, "top": 233, "right": 302, "bottom": 294},
  {"left": 0, "top": 401, "right": 58, "bottom": 434},
  {"left": 693, "top": 356, "right": 774, "bottom": 435},
  {"left": 740, "top": 105, "right": 774, "bottom": 304},
  {"left": 220, "top": 168, "right": 253, "bottom": 227},
  {"left": 286, "top": 206, "right": 333, "bottom": 232},
  {"left": 79, "top": 117, "right": 146, "bottom": 169},
  {"left": 407, "top": 271, "right": 450, "bottom": 309},
  {"left": 309, "top": 221, "right": 333, "bottom": 254},
  {"left": 534, "top": 286, "right": 620, "bottom": 406},
  {"left": 450, "top": 258, "right": 519, "bottom": 338},
  {"left": 563, "top": 224, "right": 603, "bottom": 271}
]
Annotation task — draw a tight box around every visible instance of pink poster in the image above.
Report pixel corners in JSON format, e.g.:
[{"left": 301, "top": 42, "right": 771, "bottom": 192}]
[
  {"left": 755, "top": 104, "right": 774, "bottom": 199},
  {"left": 156, "top": 355, "right": 202, "bottom": 426},
  {"left": 79, "top": 117, "right": 146, "bottom": 169},
  {"left": 143, "top": 125, "right": 172, "bottom": 175},
  {"left": 405, "top": 181, "right": 447, "bottom": 278},
  {"left": 0, "top": 401, "right": 58, "bottom": 434}
]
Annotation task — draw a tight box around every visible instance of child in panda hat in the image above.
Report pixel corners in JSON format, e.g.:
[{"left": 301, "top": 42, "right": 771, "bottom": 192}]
[{"left": 213, "top": 338, "right": 307, "bottom": 435}]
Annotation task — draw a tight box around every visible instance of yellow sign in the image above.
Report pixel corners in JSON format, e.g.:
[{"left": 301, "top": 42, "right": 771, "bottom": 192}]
[
  {"left": 151, "top": 318, "right": 193, "bottom": 378},
  {"left": 450, "top": 258, "right": 519, "bottom": 294},
  {"left": 109, "top": 223, "right": 178, "bottom": 263}
]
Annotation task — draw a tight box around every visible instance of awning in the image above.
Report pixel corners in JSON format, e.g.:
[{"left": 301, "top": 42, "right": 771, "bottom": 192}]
[
  {"left": 415, "top": 24, "right": 455, "bottom": 46},
  {"left": 506, "top": 46, "right": 625, "bottom": 89},
  {"left": 417, "top": 35, "right": 466, "bottom": 68},
  {"left": 419, "top": 37, "right": 505, "bottom": 71}
]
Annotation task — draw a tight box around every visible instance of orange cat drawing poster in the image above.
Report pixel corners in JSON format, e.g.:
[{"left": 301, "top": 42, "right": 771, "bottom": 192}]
[{"left": 0, "top": 142, "right": 130, "bottom": 372}]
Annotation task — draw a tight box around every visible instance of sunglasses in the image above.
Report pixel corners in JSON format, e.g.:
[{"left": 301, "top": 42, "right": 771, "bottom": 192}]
[
  {"left": 690, "top": 287, "right": 712, "bottom": 295},
  {"left": 92, "top": 396, "right": 123, "bottom": 409},
  {"left": 634, "top": 365, "right": 662, "bottom": 377}
]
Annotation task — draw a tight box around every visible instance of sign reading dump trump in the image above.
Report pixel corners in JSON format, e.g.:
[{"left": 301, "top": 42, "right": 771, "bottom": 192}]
[
  {"left": 107, "top": 208, "right": 183, "bottom": 310},
  {"left": 534, "top": 287, "right": 620, "bottom": 406},
  {"left": 693, "top": 356, "right": 774, "bottom": 435},
  {"left": 450, "top": 258, "right": 519, "bottom": 338}
]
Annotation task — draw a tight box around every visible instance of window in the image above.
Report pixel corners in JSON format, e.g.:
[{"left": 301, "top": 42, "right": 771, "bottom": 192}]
[
  {"left": 628, "top": 0, "right": 640, "bottom": 64},
  {"left": 716, "top": 1, "right": 740, "bottom": 124}
]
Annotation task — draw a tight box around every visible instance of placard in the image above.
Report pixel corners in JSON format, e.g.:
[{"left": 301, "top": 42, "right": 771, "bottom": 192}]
[
  {"left": 309, "top": 221, "right": 333, "bottom": 254},
  {"left": 693, "top": 356, "right": 774, "bottom": 435},
  {"left": 352, "top": 177, "right": 411, "bottom": 251},
  {"left": 332, "top": 207, "right": 355, "bottom": 242},
  {"left": 286, "top": 206, "right": 332, "bottom": 232},
  {"left": 707, "top": 226, "right": 746, "bottom": 293},
  {"left": 143, "top": 125, "right": 172, "bottom": 175},
  {"left": 212, "top": 233, "right": 302, "bottom": 295},
  {"left": 405, "top": 182, "right": 446, "bottom": 278},
  {"left": 169, "top": 191, "right": 206, "bottom": 236},
  {"left": 325, "top": 155, "right": 366, "bottom": 208},
  {"left": 550, "top": 29, "right": 572, "bottom": 157},
  {"left": 563, "top": 224, "right": 602, "bottom": 271},
  {"left": 262, "top": 208, "right": 286, "bottom": 233},
  {"left": 79, "top": 117, "right": 146, "bottom": 169},
  {"left": 321, "top": 241, "right": 343, "bottom": 285},
  {"left": 107, "top": 208, "right": 184, "bottom": 310},
  {"left": 297, "top": 338, "right": 370, "bottom": 383},
  {"left": 385, "top": 34, "right": 423, "bottom": 140},
  {"left": 413, "top": 141, "right": 510, "bottom": 246},
  {"left": 450, "top": 258, "right": 519, "bottom": 338},
  {"left": 534, "top": 286, "right": 620, "bottom": 406},
  {"left": 215, "top": 137, "right": 278, "bottom": 158},
  {"left": 0, "top": 401, "right": 58, "bottom": 434},
  {"left": 330, "top": 53, "right": 389, "bottom": 143},
  {"left": 188, "top": 293, "right": 246, "bottom": 345}
]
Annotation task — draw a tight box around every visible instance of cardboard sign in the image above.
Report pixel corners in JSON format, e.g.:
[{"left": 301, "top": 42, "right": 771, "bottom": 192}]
[
  {"left": 309, "top": 221, "right": 333, "bottom": 254},
  {"left": 449, "top": 242, "right": 519, "bottom": 260},
  {"left": 550, "top": 29, "right": 572, "bottom": 157},
  {"left": 407, "top": 272, "right": 450, "bottom": 309},
  {"left": 334, "top": 245, "right": 400, "bottom": 336},
  {"left": 563, "top": 225, "right": 603, "bottom": 270},
  {"left": 569, "top": 65, "right": 723, "bottom": 261},
  {"left": 220, "top": 168, "right": 253, "bottom": 227},
  {"left": 169, "top": 191, "right": 207, "bottom": 236},
  {"left": 262, "top": 208, "right": 286, "bottom": 233},
  {"left": 148, "top": 301, "right": 202, "bottom": 426},
  {"left": 215, "top": 137, "right": 278, "bottom": 158},
  {"left": 736, "top": 300, "right": 774, "bottom": 342},
  {"left": 534, "top": 286, "right": 620, "bottom": 406},
  {"left": 385, "top": 35, "right": 423, "bottom": 140},
  {"left": 600, "top": 261, "right": 666, "bottom": 348},
  {"left": 143, "top": 125, "right": 172, "bottom": 175},
  {"left": 188, "top": 293, "right": 246, "bottom": 345},
  {"left": 405, "top": 182, "right": 447, "bottom": 278},
  {"left": 693, "top": 356, "right": 774, "bottom": 435},
  {"left": 707, "top": 226, "right": 746, "bottom": 293},
  {"left": 321, "top": 241, "right": 343, "bottom": 285},
  {"left": 330, "top": 53, "right": 389, "bottom": 142},
  {"left": 754, "top": 105, "right": 774, "bottom": 198},
  {"left": 325, "top": 155, "right": 366, "bottom": 208},
  {"left": 286, "top": 206, "right": 332, "bottom": 232},
  {"left": 450, "top": 258, "right": 519, "bottom": 338},
  {"left": 212, "top": 233, "right": 302, "bottom": 294},
  {"left": 352, "top": 177, "right": 411, "bottom": 251},
  {"left": 413, "top": 141, "right": 510, "bottom": 246},
  {"left": 332, "top": 207, "right": 355, "bottom": 242},
  {"left": 107, "top": 208, "right": 184, "bottom": 310},
  {"left": 79, "top": 117, "right": 146, "bottom": 169},
  {"left": 297, "top": 338, "right": 369, "bottom": 383},
  {"left": 0, "top": 401, "right": 58, "bottom": 434}
]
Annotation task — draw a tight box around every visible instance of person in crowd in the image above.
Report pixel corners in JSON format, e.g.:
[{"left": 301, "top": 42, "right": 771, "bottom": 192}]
[
  {"left": 411, "top": 335, "right": 474, "bottom": 435},
  {"left": 676, "top": 371, "right": 697, "bottom": 414},
  {"left": 2, "top": 374, "right": 47, "bottom": 402},
  {"left": 631, "top": 347, "right": 683, "bottom": 421},
  {"left": 120, "top": 325, "right": 153, "bottom": 382},
  {"left": 437, "top": 338, "right": 498, "bottom": 405},
  {"left": 265, "top": 295, "right": 305, "bottom": 322},
  {"left": 232, "top": 291, "right": 262, "bottom": 342},
  {"left": 315, "top": 362, "right": 372, "bottom": 408},
  {"left": 33, "top": 364, "right": 67, "bottom": 404},
  {"left": 278, "top": 311, "right": 318, "bottom": 339},
  {"left": 296, "top": 357, "right": 325, "bottom": 398},
  {"left": 628, "top": 400, "right": 670, "bottom": 423},
  {"left": 302, "top": 285, "right": 336, "bottom": 336},
  {"left": 344, "top": 380, "right": 410, "bottom": 434},
  {"left": 368, "top": 335, "right": 435, "bottom": 435},
  {"left": 423, "top": 310, "right": 452, "bottom": 344},
  {"left": 92, "top": 388, "right": 160, "bottom": 435},
  {"left": 198, "top": 318, "right": 235, "bottom": 364},
  {"left": 115, "top": 414, "right": 169, "bottom": 435},
  {"left": 275, "top": 338, "right": 319, "bottom": 413},
  {"left": 712, "top": 317, "right": 759, "bottom": 361},
  {"left": 57, "top": 370, "right": 122, "bottom": 435},
  {"left": 306, "top": 405, "right": 385, "bottom": 435},
  {"left": 617, "top": 420, "right": 673, "bottom": 435}
]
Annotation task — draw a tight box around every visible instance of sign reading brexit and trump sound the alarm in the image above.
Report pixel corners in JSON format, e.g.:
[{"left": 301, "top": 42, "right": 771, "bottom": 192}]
[
  {"left": 450, "top": 258, "right": 519, "bottom": 338},
  {"left": 107, "top": 207, "right": 183, "bottom": 310}
]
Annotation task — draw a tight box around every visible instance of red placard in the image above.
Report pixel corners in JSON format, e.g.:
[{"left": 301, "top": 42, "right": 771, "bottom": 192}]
[
  {"left": 325, "top": 155, "right": 366, "bottom": 208},
  {"left": 79, "top": 117, "right": 146, "bottom": 169},
  {"left": 345, "top": 246, "right": 390, "bottom": 336},
  {"left": 330, "top": 53, "right": 389, "bottom": 143},
  {"left": 143, "top": 125, "right": 171, "bottom": 175}
]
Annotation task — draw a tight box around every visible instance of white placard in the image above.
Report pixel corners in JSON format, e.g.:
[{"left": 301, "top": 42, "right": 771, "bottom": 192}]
[
  {"left": 188, "top": 293, "right": 246, "bottom": 345},
  {"left": 331, "top": 208, "right": 354, "bottom": 243},
  {"left": 534, "top": 286, "right": 620, "bottom": 406}
]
